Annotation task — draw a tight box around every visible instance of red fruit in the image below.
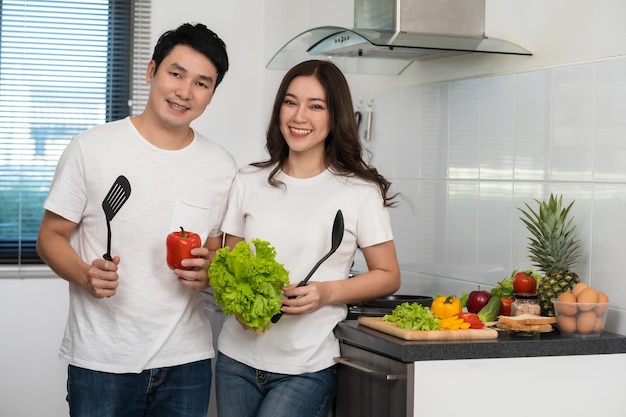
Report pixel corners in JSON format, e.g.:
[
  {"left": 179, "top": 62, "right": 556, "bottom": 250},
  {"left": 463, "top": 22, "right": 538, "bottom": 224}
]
[
  {"left": 513, "top": 271, "right": 537, "bottom": 294},
  {"left": 467, "top": 290, "right": 492, "bottom": 313}
]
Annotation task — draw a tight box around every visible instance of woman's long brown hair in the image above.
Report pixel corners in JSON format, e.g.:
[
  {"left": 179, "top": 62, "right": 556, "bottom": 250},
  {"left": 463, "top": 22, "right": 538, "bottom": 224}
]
[{"left": 252, "top": 60, "right": 396, "bottom": 207}]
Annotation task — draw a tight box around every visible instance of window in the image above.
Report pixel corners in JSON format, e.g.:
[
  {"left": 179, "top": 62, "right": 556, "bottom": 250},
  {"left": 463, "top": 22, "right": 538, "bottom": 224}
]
[{"left": 0, "top": 0, "right": 151, "bottom": 271}]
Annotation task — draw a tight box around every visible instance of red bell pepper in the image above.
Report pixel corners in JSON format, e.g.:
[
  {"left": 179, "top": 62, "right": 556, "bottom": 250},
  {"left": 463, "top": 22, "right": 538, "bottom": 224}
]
[
  {"left": 166, "top": 227, "right": 201, "bottom": 270},
  {"left": 499, "top": 297, "right": 514, "bottom": 316},
  {"left": 456, "top": 312, "right": 485, "bottom": 329}
]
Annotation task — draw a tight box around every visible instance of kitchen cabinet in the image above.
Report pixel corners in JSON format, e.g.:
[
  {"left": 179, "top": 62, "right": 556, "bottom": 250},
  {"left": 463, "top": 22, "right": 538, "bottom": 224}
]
[
  {"left": 335, "top": 343, "right": 413, "bottom": 417},
  {"left": 412, "top": 354, "right": 626, "bottom": 416},
  {"left": 334, "top": 320, "right": 626, "bottom": 417}
]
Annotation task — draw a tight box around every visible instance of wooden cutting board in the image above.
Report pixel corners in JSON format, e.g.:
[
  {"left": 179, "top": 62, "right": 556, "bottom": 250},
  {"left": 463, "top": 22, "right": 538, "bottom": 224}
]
[{"left": 357, "top": 316, "right": 499, "bottom": 341}]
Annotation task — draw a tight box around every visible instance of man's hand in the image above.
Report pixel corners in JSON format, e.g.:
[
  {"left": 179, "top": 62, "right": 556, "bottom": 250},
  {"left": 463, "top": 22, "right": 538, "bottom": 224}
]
[
  {"left": 86, "top": 256, "right": 120, "bottom": 298},
  {"left": 173, "top": 246, "right": 211, "bottom": 291}
]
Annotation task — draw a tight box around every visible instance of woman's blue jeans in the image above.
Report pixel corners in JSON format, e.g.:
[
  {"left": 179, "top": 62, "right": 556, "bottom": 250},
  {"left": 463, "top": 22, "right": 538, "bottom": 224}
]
[
  {"left": 215, "top": 352, "right": 336, "bottom": 417},
  {"left": 66, "top": 359, "right": 211, "bottom": 417}
]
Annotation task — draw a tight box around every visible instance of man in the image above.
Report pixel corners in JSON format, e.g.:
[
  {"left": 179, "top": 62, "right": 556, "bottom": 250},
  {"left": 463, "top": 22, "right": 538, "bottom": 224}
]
[{"left": 36, "top": 23, "right": 236, "bottom": 417}]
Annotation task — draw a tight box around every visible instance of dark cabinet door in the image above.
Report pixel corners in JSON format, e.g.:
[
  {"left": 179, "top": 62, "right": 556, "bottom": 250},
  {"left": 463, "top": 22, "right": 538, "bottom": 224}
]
[{"left": 334, "top": 343, "right": 414, "bottom": 417}]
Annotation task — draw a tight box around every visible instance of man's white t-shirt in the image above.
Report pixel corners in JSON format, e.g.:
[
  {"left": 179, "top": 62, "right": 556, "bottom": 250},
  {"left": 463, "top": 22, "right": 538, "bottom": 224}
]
[{"left": 44, "top": 117, "right": 237, "bottom": 373}]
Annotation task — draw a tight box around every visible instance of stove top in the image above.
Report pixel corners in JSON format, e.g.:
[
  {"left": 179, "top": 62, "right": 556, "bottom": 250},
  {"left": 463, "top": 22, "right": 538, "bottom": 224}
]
[
  {"left": 346, "top": 295, "right": 433, "bottom": 320},
  {"left": 346, "top": 305, "right": 393, "bottom": 320}
]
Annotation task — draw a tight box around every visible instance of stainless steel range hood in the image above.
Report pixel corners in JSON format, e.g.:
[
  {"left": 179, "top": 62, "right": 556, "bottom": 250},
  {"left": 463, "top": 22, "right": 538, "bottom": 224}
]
[{"left": 267, "top": 0, "right": 531, "bottom": 75}]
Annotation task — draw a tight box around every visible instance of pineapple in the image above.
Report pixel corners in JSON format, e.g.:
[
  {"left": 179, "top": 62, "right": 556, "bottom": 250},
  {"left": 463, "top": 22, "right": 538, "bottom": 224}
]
[{"left": 518, "top": 194, "right": 582, "bottom": 316}]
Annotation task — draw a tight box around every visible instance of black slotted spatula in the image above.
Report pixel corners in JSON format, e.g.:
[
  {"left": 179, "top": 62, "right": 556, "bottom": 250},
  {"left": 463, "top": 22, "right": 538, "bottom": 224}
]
[
  {"left": 271, "top": 209, "right": 344, "bottom": 324},
  {"left": 102, "top": 175, "right": 131, "bottom": 261}
]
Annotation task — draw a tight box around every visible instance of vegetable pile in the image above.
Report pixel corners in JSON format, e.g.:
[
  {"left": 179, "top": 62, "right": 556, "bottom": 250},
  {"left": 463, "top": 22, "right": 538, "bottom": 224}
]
[
  {"left": 382, "top": 302, "right": 440, "bottom": 331},
  {"left": 381, "top": 294, "right": 491, "bottom": 331},
  {"left": 208, "top": 239, "right": 290, "bottom": 334},
  {"left": 490, "top": 269, "right": 542, "bottom": 316}
]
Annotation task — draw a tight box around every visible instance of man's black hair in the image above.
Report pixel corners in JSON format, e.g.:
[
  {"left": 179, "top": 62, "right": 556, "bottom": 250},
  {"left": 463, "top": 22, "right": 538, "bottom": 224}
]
[{"left": 151, "top": 23, "right": 229, "bottom": 88}]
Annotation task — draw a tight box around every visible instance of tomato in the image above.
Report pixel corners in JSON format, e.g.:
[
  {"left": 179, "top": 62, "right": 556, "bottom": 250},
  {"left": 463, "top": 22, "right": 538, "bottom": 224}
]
[
  {"left": 456, "top": 312, "right": 485, "bottom": 329},
  {"left": 513, "top": 271, "right": 537, "bottom": 294}
]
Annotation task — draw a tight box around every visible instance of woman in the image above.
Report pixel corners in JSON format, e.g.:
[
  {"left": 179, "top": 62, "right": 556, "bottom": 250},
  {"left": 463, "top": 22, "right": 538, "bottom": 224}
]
[{"left": 215, "top": 60, "right": 401, "bottom": 417}]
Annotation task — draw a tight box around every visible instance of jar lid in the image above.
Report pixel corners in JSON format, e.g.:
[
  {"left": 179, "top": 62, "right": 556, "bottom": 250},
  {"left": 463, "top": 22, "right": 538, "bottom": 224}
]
[{"left": 514, "top": 292, "right": 539, "bottom": 299}]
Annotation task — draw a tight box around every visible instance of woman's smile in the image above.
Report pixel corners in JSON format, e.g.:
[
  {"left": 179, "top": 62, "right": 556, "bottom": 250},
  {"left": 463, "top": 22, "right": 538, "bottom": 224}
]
[{"left": 288, "top": 126, "right": 313, "bottom": 137}]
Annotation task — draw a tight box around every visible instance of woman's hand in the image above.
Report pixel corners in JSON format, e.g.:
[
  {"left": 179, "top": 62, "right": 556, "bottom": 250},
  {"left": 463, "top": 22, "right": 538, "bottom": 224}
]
[
  {"left": 279, "top": 281, "right": 330, "bottom": 316},
  {"left": 235, "top": 315, "right": 252, "bottom": 331}
]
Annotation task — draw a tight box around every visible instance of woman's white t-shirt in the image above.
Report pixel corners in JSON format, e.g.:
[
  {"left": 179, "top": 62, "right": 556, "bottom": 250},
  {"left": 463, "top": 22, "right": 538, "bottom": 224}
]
[{"left": 218, "top": 165, "right": 393, "bottom": 374}]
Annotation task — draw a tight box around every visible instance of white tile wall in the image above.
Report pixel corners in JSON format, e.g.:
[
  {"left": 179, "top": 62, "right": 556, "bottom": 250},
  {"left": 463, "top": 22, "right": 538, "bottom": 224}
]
[
  {"left": 551, "top": 64, "right": 595, "bottom": 182},
  {"left": 367, "top": 56, "right": 626, "bottom": 335},
  {"left": 595, "top": 59, "right": 626, "bottom": 182},
  {"left": 514, "top": 70, "right": 552, "bottom": 181}
]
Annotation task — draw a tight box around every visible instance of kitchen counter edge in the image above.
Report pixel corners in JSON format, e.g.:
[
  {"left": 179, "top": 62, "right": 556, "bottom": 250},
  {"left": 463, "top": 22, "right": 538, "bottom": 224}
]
[{"left": 334, "top": 320, "right": 626, "bottom": 363}]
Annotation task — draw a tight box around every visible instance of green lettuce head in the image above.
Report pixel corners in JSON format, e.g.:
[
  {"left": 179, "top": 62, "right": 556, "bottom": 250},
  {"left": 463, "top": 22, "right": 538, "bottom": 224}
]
[{"left": 208, "top": 239, "right": 290, "bottom": 334}]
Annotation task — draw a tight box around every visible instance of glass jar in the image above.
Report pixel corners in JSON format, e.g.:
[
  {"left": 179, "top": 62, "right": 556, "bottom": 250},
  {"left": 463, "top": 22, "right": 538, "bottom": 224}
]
[{"left": 511, "top": 293, "right": 541, "bottom": 316}]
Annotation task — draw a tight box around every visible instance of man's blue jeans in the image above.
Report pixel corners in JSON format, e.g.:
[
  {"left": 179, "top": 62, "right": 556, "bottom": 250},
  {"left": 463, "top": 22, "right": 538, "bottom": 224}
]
[
  {"left": 67, "top": 359, "right": 211, "bottom": 417},
  {"left": 215, "top": 352, "right": 336, "bottom": 417}
]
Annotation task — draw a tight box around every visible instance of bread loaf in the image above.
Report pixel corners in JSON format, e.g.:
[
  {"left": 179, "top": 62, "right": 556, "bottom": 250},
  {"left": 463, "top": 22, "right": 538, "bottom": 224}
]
[{"left": 496, "top": 314, "right": 556, "bottom": 331}]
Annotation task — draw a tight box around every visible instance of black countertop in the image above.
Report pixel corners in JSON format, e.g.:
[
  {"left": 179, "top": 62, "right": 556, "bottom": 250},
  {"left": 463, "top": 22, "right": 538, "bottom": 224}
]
[{"left": 334, "top": 320, "right": 626, "bottom": 363}]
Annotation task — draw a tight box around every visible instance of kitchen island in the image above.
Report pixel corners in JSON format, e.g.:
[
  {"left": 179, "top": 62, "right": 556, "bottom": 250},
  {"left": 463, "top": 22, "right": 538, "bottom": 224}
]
[{"left": 333, "top": 320, "right": 626, "bottom": 417}]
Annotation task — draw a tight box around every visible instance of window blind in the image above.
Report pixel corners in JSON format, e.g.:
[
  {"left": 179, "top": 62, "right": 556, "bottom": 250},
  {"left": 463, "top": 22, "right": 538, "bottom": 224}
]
[{"left": 0, "top": 0, "right": 151, "bottom": 270}]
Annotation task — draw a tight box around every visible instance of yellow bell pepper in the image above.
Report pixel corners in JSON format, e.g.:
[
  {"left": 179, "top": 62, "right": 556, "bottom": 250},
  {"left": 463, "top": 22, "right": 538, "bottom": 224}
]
[
  {"left": 431, "top": 295, "right": 463, "bottom": 319},
  {"left": 438, "top": 315, "right": 472, "bottom": 330}
]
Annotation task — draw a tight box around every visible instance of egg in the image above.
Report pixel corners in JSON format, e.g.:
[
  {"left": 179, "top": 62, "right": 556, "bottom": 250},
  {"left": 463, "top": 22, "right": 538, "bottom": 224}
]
[
  {"left": 593, "top": 316, "right": 606, "bottom": 333},
  {"left": 597, "top": 291, "right": 610, "bottom": 302},
  {"left": 557, "top": 315, "right": 577, "bottom": 333},
  {"left": 556, "top": 292, "right": 577, "bottom": 316},
  {"left": 577, "top": 311, "right": 598, "bottom": 334},
  {"left": 594, "top": 291, "right": 610, "bottom": 316},
  {"left": 577, "top": 287, "right": 599, "bottom": 311},
  {"left": 572, "top": 282, "right": 589, "bottom": 298}
]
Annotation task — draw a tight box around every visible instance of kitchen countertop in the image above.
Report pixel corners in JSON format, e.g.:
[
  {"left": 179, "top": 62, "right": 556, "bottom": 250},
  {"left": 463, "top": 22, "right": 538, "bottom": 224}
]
[{"left": 334, "top": 320, "right": 626, "bottom": 363}]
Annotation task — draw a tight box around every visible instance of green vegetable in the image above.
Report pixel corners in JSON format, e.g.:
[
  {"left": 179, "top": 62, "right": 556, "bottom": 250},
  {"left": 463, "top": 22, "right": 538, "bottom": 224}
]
[
  {"left": 208, "top": 239, "right": 290, "bottom": 334},
  {"left": 382, "top": 302, "right": 440, "bottom": 331},
  {"left": 528, "top": 270, "right": 543, "bottom": 286},
  {"left": 476, "top": 296, "right": 502, "bottom": 322},
  {"left": 491, "top": 275, "right": 514, "bottom": 299}
]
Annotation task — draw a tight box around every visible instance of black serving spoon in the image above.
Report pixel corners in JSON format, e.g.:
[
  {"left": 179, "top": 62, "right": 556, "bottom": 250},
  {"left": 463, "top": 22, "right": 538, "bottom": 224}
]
[{"left": 271, "top": 209, "right": 344, "bottom": 324}]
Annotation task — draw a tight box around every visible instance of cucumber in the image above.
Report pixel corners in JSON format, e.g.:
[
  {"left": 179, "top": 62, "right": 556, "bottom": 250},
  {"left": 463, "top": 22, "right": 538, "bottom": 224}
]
[{"left": 477, "top": 296, "right": 501, "bottom": 322}]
